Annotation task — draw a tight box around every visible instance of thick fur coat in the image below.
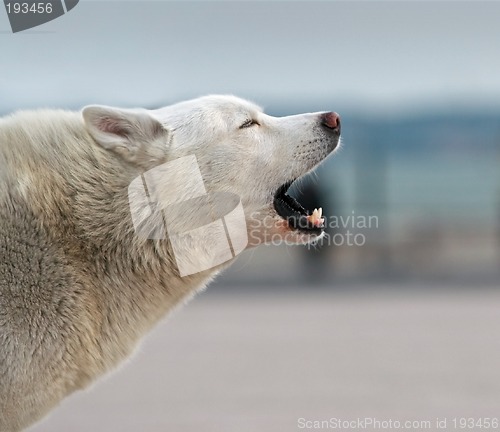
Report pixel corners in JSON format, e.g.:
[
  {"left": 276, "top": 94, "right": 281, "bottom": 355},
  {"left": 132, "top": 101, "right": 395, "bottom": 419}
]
[{"left": 0, "top": 95, "right": 340, "bottom": 430}]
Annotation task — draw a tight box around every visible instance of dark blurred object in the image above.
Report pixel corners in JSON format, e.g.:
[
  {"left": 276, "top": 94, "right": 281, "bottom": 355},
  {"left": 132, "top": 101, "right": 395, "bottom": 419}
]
[{"left": 292, "top": 178, "right": 338, "bottom": 284}]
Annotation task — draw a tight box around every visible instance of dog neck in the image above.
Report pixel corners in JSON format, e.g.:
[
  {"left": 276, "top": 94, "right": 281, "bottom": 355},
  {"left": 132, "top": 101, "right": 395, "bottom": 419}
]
[{"left": 7, "top": 111, "right": 229, "bottom": 369}]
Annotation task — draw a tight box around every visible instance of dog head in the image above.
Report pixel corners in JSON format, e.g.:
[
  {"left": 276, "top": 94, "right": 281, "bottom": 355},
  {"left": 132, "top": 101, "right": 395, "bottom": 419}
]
[{"left": 83, "top": 95, "right": 341, "bottom": 248}]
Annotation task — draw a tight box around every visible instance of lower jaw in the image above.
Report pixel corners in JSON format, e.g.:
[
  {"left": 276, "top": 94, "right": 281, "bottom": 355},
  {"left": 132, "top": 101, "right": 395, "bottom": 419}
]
[
  {"left": 246, "top": 213, "right": 324, "bottom": 247},
  {"left": 275, "top": 226, "right": 325, "bottom": 245},
  {"left": 272, "top": 180, "right": 325, "bottom": 235},
  {"left": 283, "top": 216, "right": 324, "bottom": 236}
]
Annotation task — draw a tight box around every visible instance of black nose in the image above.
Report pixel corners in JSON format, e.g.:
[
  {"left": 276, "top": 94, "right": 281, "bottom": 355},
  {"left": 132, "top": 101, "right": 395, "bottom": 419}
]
[{"left": 321, "top": 112, "right": 341, "bottom": 133}]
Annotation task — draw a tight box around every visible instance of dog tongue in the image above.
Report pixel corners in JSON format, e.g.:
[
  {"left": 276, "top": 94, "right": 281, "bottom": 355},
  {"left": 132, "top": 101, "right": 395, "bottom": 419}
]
[{"left": 307, "top": 208, "right": 324, "bottom": 227}]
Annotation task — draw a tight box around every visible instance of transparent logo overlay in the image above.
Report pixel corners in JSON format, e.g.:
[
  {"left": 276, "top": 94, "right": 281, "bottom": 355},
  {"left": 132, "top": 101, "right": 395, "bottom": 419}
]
[{"left": 128, "top": 155, "right": 248, "bottom": 277}]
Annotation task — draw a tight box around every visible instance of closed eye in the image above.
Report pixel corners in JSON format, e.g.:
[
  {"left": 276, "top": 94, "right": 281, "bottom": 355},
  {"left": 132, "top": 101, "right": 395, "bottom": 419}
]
[{"left": 240, "top": 119, "right": 259, "bottom": 129}]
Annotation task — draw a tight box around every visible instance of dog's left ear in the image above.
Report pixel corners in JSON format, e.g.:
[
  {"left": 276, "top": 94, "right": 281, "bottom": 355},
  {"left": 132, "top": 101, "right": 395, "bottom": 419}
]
[{"left": 82, "top": 105, "right": 171, "bottom": 166}]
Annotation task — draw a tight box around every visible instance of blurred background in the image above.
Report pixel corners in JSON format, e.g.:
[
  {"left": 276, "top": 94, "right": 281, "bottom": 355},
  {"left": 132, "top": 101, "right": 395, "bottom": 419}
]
[{"left": 2, "top": 1, "right": 499, "bottom": 431}]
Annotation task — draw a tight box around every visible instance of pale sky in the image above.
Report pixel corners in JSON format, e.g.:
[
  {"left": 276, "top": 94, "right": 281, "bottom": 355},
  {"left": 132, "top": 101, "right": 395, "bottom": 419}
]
[{"left": 2, "top": 1, "right": 500, "bottom": 114}]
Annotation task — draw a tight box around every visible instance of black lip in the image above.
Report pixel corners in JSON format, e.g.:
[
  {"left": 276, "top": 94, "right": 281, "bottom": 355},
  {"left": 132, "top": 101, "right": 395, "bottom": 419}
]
[{"left": 273, "top": 180, "right": 324, "bottom": 234}]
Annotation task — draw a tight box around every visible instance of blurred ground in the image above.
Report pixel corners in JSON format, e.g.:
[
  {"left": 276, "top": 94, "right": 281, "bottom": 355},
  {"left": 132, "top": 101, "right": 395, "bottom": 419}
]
[{"left": 30, "top": 285, "right": 500, "bottom": 432}]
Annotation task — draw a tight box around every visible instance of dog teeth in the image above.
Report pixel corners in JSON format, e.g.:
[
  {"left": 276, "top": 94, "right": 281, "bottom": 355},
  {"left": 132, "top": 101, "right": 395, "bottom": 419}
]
[{"left": 307, "top": 207, "right": 324, "bottom": 227}]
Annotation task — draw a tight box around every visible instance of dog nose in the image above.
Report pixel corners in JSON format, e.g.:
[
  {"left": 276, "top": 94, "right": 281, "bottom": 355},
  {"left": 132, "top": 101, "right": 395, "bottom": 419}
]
[{"left": 321, "top": 112, "right": 341, "bottom": 133}]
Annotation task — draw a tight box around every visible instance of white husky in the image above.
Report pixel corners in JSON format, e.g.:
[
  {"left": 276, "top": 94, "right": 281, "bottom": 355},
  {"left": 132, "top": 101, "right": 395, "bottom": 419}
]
[{"left": 0, "top": 95, "right": 340, "bottom": 430}]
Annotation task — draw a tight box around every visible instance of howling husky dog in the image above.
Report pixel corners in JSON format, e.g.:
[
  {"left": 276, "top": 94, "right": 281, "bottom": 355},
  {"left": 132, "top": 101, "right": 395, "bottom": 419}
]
[{"left": 0, "top": 95, "right": 341, "bottom": 430}]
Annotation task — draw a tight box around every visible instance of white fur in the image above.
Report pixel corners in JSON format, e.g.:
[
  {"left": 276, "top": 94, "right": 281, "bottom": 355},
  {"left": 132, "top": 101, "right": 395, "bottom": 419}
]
[{"left": 0, "top": 95, "right": 340, "bottom": 430}]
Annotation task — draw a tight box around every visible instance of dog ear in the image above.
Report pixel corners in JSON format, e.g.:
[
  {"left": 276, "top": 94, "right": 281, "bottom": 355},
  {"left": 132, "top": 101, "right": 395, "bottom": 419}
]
[{"left": 82, "top": 105, "right": 170, "bottom": 165}]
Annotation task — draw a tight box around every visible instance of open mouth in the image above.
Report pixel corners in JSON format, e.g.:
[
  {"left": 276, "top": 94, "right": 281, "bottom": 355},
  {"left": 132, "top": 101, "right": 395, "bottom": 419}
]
[{"left": 273, "top": 180, "right": 325, "bottom": 235}]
